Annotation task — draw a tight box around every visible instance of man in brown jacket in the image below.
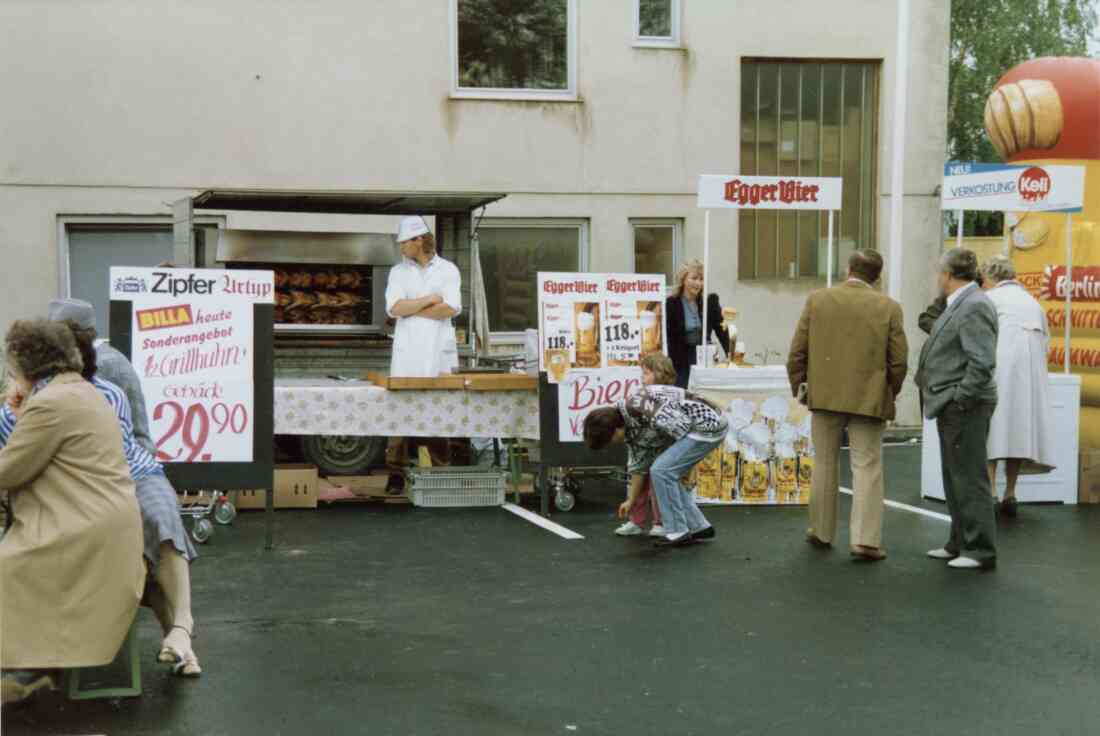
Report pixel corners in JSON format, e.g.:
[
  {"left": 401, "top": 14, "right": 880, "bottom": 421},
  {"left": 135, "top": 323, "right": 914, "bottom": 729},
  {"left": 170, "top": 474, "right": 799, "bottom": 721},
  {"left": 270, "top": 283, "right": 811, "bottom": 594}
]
[{"left": 787, "top": 250, "right": 908, "bottom": 561}]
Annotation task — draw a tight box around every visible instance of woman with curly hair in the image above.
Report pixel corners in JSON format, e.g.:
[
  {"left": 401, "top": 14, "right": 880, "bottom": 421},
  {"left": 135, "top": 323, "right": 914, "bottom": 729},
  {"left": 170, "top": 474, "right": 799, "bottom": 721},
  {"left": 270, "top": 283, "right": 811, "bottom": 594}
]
[
  {"left": 0, "top": 320, "right": 144, "bottom": 706},
  {"left": 4, "top": 300, "right": 203, "bottom": 676}
]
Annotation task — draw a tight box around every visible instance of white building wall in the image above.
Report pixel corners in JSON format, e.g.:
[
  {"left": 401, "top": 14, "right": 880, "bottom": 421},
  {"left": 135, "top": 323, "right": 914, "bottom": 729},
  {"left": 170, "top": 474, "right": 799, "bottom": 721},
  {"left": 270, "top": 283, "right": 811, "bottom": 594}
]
[{"left": 0, "top": 0, "right": 949, "bottom": 424}]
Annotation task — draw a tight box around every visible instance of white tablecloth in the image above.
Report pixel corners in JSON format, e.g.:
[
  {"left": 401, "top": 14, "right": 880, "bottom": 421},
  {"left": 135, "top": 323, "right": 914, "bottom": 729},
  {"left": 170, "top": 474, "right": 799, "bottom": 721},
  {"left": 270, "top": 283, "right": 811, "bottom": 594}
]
[{"left": 273, "top": 378, "right": 539, "bottom": 439}]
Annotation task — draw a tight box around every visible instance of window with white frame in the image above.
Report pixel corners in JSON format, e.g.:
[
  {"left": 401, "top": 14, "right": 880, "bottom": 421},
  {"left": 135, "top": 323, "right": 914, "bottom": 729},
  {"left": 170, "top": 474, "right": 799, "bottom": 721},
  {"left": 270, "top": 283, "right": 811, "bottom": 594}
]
[
  {"left": 635, "top": 0, "right": 680, "bottom": 46},
  {"left": 476, "top": 219, "right": 588, "bottom": 335},
  {"left": 631, "top": 219, "right": 681, "bottom": 286},
  {"left": 453, "top": 0, "right": 578, "bottom": 100}
]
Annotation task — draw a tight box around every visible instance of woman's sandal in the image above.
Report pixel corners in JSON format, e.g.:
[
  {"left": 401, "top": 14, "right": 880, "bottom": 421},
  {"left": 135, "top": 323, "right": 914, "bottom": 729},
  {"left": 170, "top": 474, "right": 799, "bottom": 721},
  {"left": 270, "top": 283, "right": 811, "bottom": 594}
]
[{"left": 158, "top": 625, "right": 202, "bottom": 677}]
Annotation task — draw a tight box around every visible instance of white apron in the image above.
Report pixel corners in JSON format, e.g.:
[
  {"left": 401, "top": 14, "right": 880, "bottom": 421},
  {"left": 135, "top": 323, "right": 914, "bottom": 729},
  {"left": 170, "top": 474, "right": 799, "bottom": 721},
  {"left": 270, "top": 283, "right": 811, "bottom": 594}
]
[
  {"left": 385, "top": 255, "right": 461, "bottom": 378},
  {"left": 986, "top": 281, "right": 1056, "bottom": 472},
  {"left": 391, "top": 315, "right": 458, "bottom": 377}
]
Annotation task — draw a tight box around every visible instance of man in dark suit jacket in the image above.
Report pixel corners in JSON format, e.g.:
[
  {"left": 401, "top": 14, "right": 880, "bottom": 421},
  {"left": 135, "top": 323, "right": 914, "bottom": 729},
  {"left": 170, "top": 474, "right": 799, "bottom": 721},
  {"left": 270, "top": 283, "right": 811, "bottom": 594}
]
[
  {"left": 787, "top": 250, "right": 908, "bottom": 561},
  {"left": 918, "top": 296, "right": 946, "bottom": 335},
  {"left": 916, "top": 248, "right": 998, "bottom": 570}
]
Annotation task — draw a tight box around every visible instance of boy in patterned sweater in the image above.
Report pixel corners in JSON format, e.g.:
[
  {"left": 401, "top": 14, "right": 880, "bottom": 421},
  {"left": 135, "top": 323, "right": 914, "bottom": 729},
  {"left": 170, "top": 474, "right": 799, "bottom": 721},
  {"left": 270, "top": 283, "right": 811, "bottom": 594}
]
[{"left": 584, "top": 384, "right": 727, "bottom": 548}]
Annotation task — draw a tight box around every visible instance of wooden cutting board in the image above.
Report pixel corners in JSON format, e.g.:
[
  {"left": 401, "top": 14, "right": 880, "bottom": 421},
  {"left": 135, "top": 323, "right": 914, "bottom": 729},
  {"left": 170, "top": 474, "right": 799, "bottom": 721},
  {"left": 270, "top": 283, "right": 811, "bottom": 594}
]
[
  {"left": 461, "top": 373, "right": 536, "bottom": 391},
  {"left": 365, "top": 372, "right": 536, "bottom": 391}
]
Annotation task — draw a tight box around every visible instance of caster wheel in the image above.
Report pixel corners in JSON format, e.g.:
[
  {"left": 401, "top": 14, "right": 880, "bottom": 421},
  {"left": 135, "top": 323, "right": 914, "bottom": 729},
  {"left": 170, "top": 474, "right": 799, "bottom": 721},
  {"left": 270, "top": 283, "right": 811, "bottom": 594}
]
[
  {"left": 214, "top": 500, "right": 237, "bottom": 525},
  {"left": 554, "top": 490, "right": 576, "bottom": 512},
  {"left": 191, "top": 518, "right": 213, "bottom": 544}
]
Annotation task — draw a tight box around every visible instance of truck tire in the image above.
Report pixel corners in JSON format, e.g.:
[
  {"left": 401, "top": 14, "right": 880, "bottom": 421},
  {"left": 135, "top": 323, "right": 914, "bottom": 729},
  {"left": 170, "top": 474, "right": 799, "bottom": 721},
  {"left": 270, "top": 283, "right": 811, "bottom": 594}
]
[{"left": 301, "top": 435, "right": 386, "bottom": 477}]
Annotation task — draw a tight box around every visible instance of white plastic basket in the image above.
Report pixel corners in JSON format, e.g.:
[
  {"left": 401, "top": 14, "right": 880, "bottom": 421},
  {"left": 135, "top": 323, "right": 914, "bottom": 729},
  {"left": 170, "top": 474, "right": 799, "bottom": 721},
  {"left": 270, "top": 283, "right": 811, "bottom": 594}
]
[{"left": 407, "top": 467, "right": 507, "bottom": 508}]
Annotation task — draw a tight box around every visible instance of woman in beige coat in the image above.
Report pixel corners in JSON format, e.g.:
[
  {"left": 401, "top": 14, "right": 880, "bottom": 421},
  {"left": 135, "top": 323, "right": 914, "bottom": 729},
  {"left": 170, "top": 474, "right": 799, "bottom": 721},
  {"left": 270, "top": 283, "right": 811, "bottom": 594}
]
[{"left": 0, "top": 320, "right": 144, "bottom": 704}]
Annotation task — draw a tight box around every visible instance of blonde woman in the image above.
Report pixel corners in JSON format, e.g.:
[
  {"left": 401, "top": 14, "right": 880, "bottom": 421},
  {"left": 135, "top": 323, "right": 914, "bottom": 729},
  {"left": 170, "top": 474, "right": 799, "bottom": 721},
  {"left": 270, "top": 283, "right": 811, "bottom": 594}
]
[{"left": 666, "top": 260, "right": 731, "bottom": 387}]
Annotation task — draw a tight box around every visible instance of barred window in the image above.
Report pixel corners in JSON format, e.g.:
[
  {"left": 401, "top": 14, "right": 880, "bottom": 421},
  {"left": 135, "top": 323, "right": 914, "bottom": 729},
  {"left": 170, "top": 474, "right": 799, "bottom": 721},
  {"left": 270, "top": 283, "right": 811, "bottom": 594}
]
[{"left": 739, "top": 60, "right": 879, "bottom": 280}]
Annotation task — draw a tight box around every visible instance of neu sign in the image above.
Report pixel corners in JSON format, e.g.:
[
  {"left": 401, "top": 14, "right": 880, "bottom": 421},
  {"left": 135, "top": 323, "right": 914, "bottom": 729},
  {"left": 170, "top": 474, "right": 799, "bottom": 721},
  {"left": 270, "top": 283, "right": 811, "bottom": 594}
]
[{"left": 941, "top": 162, "right": 1084, "bottom": 212}]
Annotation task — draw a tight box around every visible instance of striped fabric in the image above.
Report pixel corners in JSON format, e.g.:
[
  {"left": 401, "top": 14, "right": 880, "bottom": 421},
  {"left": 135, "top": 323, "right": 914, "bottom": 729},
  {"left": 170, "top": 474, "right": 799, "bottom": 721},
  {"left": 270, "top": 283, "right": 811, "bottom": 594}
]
[
  {"left": 91, "top": 377, "right": 164, "bottom": 481},
  {"left": 0, "top": 377, "right": 163, "bottom": 481},
  {"left": 0, "top": 404, "right": 14, "bottom": 445}
]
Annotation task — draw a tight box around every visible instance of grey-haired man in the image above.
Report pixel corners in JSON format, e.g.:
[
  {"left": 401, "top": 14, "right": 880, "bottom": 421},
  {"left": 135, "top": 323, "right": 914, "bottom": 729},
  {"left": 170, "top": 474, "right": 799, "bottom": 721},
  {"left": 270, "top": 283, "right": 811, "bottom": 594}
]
[
  {"left": 47, "top": 299, "right": 154, "bottom": 453},
  {"left": 916, "top": 249, "right": 998, "bottom": 570}
]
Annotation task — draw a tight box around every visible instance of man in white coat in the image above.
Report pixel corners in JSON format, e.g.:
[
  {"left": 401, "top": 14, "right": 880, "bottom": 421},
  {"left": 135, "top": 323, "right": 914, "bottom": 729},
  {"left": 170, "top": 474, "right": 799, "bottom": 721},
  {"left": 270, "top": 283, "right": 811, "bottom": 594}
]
[{"left": 385, "top": 216, "right": 461, "bottom": 377}]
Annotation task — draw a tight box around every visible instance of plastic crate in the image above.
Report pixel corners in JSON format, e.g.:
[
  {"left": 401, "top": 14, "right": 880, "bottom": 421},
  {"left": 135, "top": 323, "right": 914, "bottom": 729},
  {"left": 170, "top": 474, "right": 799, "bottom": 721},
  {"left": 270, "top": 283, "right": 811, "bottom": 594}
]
[{"left": 406, "top": 467, "right": 507, "bottom": 508}]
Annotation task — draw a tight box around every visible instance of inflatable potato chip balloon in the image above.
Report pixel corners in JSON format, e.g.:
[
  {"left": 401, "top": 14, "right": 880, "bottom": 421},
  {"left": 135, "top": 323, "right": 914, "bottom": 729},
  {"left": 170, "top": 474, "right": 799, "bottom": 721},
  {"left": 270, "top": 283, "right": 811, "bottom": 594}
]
[
  {"left": 984, "top": 57, "right": 1100, "bottom": 448},
  {"left": 985, "top": 79, "right": 1064, "bottom": 160}
]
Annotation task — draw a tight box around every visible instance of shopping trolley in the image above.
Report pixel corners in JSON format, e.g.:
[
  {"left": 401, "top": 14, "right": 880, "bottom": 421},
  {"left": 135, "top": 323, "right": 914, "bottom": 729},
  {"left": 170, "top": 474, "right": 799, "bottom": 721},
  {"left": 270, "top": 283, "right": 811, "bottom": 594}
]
[{"left": 178, "top": 490, "right": 237, "bottom": 544}]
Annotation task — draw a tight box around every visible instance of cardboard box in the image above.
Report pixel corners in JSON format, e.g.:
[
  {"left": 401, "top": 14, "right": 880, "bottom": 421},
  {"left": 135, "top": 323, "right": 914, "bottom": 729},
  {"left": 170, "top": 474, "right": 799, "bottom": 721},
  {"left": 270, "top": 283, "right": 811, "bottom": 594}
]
[
  {"left": 326, "top": 474, "right": 392, "bottom": 497},
  {"left": 234, "top": 489, "right": 267, "bottom": 510},
  {"left": 235, "top": 465, "right": 319, "bottom": 510},
  {"left": 1079, "top": 450, "right": 1100, "bottom": 504}
]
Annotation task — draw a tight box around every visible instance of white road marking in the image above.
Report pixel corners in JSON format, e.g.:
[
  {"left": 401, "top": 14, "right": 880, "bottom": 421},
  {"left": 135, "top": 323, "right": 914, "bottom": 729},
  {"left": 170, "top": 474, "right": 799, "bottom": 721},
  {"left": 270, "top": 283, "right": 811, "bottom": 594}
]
[
  {"left": 502, "top": 503, "right": 585, "bottom": 540},
  {"left": 839, "top": 487, "right": 951, "bottom": 522}
]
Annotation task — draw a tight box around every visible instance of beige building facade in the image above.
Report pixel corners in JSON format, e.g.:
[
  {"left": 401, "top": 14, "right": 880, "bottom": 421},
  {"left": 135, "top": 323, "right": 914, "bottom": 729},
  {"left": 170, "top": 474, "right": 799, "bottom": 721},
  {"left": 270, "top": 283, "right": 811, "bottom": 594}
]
[{"left": 0, "top": 0, "right": 950, "bottom": 425}]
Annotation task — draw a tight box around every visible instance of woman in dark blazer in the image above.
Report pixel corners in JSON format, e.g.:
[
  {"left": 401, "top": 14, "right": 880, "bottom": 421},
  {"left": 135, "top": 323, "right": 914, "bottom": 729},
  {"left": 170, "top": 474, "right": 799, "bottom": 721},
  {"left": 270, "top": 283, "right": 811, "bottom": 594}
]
[{"left": 665, "top": 260, "right": 730, "bottom": 388}]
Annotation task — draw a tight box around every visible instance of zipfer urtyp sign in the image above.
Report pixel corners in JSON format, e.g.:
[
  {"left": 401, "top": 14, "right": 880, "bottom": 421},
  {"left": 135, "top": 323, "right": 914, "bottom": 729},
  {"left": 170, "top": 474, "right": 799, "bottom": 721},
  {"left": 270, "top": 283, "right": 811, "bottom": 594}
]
[
  {"left": 941, "top": 161, "right": 1085, "bottom": 213},
  {"left": 110, "top": 267, "right": 274, "bottom": 464}
]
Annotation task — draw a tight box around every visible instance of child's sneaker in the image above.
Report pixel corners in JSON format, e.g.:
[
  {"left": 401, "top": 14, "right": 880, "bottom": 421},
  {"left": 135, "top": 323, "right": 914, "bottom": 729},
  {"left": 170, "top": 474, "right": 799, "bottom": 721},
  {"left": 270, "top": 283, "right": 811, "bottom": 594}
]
[
  {"left": 615, "top": 521, "right": 645, "bottom": 536},
  {"left": 649, "top": 525, "right": 666, "bottom": 537}
]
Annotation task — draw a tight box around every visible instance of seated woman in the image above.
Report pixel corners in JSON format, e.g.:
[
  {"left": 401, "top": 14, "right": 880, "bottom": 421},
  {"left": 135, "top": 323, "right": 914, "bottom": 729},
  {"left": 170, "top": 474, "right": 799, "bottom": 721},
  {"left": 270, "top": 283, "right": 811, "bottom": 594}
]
[{"left": 0, "top": 321, "right": 145, "bottom": 706}]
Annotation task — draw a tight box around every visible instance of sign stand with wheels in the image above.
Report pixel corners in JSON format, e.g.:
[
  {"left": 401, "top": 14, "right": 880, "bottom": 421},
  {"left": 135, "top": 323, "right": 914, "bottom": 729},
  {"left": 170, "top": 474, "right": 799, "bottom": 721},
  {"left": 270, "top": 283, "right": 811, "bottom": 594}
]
[
  {"left": 109, "top": 267, "right": 277, "bottom": 547},
  {"left": 533, "top": 272, "right": 666, "bottom": 515}
]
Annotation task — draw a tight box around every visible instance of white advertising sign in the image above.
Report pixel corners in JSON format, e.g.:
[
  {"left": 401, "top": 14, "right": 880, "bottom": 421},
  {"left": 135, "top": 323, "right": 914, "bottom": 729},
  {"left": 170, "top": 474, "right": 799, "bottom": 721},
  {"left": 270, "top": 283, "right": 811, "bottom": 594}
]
[
  {"left": 109, "top": 267, "right": 274, "bottom": 463},
  {"left": 941, "top": 162, "right": 1085, "bottom": 212},
  {"left": 697, "top": 175, "right": 843, "bottom": 210},
  {"left": 537, "top": 272, "right": 667, "bottom": 381},
  {"left": 557, "top": 368, "right": 643, "bottom": 442}
]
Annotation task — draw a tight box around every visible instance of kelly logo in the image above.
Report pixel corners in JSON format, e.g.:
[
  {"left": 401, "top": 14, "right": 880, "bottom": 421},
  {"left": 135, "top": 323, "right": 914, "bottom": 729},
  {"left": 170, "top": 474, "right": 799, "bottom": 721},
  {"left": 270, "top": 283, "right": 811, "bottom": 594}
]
[
  {"left": 1018, "top": 166, "right": 1051, "bottom": 202},
  {"left": 137, "top": 304, "right": 194, "bottom": 331}
]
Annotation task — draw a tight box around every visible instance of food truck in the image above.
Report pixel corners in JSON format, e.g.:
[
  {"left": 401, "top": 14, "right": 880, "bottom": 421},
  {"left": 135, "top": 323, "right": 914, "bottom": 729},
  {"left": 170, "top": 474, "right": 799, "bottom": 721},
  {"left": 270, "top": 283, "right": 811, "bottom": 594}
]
[{"left": 174, "top": 190, "right": 514, "bottom": 476}]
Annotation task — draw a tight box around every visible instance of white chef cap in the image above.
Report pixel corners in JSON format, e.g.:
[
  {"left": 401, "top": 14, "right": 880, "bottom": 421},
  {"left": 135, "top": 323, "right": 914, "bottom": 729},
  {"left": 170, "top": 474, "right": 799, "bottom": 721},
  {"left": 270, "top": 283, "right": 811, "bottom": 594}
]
[{"left": 396, "top": 216, "right": 431, "bottom": 243}]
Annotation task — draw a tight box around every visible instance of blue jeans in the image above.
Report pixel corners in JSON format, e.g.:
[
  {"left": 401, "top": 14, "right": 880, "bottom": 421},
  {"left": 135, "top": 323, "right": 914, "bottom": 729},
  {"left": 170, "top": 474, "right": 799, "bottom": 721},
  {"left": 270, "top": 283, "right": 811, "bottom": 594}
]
[{"left": 649, "top": 435, "right": 719, "bottom": 536}]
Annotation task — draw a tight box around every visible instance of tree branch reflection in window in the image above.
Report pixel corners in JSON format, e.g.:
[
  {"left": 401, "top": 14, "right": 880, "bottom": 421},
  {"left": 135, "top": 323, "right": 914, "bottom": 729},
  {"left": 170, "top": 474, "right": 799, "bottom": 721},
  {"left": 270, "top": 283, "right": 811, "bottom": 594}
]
[
  {"left": 639, "top": 0, "right": 672, "bottom": 38},
  {"left": 458, "top": 0, "right": 568, "bottom": 90}
]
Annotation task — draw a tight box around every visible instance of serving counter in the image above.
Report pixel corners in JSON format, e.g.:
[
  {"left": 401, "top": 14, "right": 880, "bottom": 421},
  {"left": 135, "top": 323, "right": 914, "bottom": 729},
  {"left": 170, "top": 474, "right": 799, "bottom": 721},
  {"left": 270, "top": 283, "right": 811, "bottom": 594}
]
[
  {"left": 921, "top": 373, "right": 1081, "bottom": 504},
  {"left": 688, "top": 365, "right": 812, "bottom": 506}
]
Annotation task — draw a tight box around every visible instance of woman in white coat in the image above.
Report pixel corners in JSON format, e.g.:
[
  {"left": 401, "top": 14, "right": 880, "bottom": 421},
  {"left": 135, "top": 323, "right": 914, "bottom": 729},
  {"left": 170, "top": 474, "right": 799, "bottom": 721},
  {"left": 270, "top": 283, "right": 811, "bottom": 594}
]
[{"left": 981, "top": 256, "right": 1056, "bottom": 517}]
